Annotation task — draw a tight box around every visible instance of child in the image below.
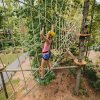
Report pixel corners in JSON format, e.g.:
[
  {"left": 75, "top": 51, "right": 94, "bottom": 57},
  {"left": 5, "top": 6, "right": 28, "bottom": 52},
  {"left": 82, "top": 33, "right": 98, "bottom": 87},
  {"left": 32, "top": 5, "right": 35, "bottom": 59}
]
[{"left": 40, "top": 23, "right": 56, "bottom": 79}]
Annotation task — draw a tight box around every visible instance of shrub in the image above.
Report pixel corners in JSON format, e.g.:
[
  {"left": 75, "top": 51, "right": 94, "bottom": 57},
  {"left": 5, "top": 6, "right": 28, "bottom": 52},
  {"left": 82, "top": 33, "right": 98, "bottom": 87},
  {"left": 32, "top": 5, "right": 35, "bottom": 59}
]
[
  {"left": 35, "top": 71, "right": 55, "bottom": 85},
  {"left": 85, "top": 68, "right": 97, "bottom": 81},
  {"left": 70, "top": 44, "right": 78, "bottom": 56},
  {"left": 29, "top": 49, "right": 35, "bottom": 56},
  {"left": 85, "top": 63, "right": 100, "bottom": 91}
]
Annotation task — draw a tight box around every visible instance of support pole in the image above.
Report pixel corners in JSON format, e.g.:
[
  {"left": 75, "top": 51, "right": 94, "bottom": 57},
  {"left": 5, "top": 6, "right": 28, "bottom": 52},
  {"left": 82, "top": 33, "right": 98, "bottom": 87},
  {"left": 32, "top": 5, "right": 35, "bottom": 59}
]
[
  {"left": 0, "top": 67, "right": 8, "bottom": 99},
  {"left": 75, "top": 0, "right": 89, "bottom": 95},
  {"left": 75, "top": 68, "right": 81, "bottom": 95}
]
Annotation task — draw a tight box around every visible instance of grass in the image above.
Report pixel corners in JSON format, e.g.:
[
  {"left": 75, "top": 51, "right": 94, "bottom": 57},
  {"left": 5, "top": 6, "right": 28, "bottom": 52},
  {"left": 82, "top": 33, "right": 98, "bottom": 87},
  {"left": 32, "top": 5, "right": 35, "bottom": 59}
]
[
  {"left": 0, "top": 79, "right": 20, "bottom": 100},
  {"left": 0, "top": 47, "right": 23, "bottom": 99},
  {"left": 0, "top": 52, "right": 22, "bottom": 66}
]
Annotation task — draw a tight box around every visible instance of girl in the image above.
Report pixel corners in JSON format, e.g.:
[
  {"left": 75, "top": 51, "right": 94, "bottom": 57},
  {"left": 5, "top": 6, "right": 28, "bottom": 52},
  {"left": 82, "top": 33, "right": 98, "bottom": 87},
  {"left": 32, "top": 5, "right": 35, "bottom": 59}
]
[{"left": 40, "top": 24, "right": 56, "bottom": 79}]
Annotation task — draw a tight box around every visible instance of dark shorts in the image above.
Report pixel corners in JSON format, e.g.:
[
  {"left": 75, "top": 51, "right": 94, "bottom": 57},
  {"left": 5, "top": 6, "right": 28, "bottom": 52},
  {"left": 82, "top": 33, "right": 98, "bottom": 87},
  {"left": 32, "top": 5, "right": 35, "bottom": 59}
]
[{"left": 42, "top": 52, "right": 51, "bottom": 60}]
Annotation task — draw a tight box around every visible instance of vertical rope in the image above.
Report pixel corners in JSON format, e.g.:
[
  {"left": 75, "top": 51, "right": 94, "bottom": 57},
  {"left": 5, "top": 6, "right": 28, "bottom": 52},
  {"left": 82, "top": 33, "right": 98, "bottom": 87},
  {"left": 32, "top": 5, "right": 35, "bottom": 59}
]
[
  {"left": 55, "top": 0, "right": 58, "bottom": 49},
  {"left": 39, "top": 1, "right": 41, "bottom": 33},
  {"left": 51, "top": 0, "right": 53, "bottom": 20},
  {"left": 29, "top": 0, "right": 35, "bottom": 44},
  {"left": 58, "top": 17, "right": 61, "bottom": 50},
  {"left": 51, "top": 0, "right": 54, "bottom": 49},
  {"left": 45, "top": 0, "right": 47, "bottom": 33}
]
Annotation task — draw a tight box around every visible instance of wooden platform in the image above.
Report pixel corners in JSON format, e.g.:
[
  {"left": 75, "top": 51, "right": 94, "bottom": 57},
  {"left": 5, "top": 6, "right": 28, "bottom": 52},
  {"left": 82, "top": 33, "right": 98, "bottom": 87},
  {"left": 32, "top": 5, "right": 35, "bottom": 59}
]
[
  {"left": 0, "top": 64, "right": 5, "bottom": 72},
  {"left": 78, "top": 33, "right": 90, "bottom": 37},
  {"left": 74, "top": 59, "right": 86, "bottom": 66}
]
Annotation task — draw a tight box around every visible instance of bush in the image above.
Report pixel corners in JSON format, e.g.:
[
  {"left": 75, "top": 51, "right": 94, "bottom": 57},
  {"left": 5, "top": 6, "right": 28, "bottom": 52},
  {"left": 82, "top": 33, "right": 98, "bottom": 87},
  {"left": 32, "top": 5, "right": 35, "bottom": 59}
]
[
  {"left": 85, "top": 68, "right": 97, "bottom": 81},
  {"left": 32, "top": 59, "right": 40, "bottom": 68},
  {"left": 85, "top": 63, "right": 100, "bottom": 91},
  {"left": 29, "top": 42, "right": 42, "bottom": 57},
  {"left": 90, "top": 80, "right": 100, "bottom": 91},
  {"left": 35, "top": 71, "right": 55, "bottom": 85},
  {"left": 5, "top": 49, "right": 11, "bottom": 54},
  {"left": 29, "top": 49, "right": 35, "bottom": 56},
  {"left": 94, "top": 80, "right": 100, "bottom": 91},
  {"left": 70, "top": 44, "right": 78, "bottom": 56},
  {"left": 12, "top": 48, "right": 21, "bottom": 53}
]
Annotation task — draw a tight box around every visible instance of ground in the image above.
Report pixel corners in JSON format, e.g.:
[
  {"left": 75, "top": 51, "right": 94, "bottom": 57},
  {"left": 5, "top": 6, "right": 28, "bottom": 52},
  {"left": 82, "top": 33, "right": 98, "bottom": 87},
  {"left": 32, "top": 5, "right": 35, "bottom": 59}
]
[
  {"left": 89, "top": 51, "right": 100, "bottom": 64},
  {"left": 9, "top": 51, "right": 100, "bottom": 100}
]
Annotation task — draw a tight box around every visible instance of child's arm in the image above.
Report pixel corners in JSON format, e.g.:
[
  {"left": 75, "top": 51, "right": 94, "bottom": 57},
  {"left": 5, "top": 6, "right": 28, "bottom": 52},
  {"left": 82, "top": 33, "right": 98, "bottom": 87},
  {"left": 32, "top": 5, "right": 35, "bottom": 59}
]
[
  {"left": 40, "top": 28, "right": 50, "bottom": 44},
  {"left": 40, "top": 27, "right": 44, "bottom": 40}
]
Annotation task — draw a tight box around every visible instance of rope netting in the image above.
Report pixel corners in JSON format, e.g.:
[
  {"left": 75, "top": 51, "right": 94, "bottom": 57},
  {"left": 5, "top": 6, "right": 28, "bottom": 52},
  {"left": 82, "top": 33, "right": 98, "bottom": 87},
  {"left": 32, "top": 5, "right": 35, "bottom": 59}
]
[{"left": 0, "top": 0, "right": 86, "bottom": 99}]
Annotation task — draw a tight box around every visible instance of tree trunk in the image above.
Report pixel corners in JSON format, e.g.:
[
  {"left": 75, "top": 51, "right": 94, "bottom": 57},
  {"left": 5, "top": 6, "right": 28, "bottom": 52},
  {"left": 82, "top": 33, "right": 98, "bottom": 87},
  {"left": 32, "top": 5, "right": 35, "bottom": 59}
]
[{"left": 75, "top": 0, "right": 89, "bottom": 95}]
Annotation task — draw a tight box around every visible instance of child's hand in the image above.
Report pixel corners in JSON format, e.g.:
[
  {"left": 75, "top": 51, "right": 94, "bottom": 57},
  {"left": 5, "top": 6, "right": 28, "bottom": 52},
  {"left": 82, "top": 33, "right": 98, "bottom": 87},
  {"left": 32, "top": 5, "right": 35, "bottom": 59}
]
[
  {"left": 40, "top": 27, "right": 44, "bottom": 40},
  {"left": 40, "top": 27, "right": 44, "bottom": 35}
]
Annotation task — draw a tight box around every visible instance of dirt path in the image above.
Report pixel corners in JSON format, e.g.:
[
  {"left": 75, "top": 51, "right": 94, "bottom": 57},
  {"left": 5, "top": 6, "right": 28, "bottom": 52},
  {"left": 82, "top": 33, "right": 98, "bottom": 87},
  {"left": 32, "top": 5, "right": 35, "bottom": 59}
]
[
  {"left": 12, "top": 57, "right": 32, "bottom": 80},
  {"left": 16, "top": 70, "right": 100, "bottom": 100},
  {"left": 88, "top": 50, "right": 100, "bottom": 64},
  {"left": 12, "top": 57, "right": 35, "bottom": 99}
]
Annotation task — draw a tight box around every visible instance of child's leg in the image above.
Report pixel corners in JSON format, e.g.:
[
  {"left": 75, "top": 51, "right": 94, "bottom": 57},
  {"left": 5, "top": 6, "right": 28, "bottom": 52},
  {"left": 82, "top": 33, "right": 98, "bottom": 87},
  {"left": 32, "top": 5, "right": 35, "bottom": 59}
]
[
  {"left": 40, "top": 58, "right": 46, "bottom": 79},
  {"left": 47, "top": 60, "right": 51, "bottom": 70}
]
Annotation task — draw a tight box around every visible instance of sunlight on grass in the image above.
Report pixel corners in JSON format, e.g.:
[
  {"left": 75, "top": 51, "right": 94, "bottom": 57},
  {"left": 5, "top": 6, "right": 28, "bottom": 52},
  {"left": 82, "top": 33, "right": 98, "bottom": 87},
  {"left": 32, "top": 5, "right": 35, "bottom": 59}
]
[
  {"left": 0, "top": 52, "right": 22, "bottom": 66},
  {"left": 0, "top": 79, "right": 20, "bottom": 100}
]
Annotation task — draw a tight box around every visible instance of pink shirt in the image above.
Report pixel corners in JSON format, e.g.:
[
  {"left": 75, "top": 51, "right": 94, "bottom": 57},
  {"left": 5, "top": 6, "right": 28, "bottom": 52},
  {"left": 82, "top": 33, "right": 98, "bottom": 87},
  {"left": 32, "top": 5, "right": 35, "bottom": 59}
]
[{"left": 42, "top": 42, "right": 50, "bottom": 53}]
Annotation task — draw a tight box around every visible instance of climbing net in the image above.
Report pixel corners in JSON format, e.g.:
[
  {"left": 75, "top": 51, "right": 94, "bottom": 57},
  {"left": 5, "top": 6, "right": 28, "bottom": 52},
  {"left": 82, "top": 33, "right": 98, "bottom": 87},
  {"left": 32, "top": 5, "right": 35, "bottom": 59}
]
[{"left": 0, "top": 0, "right": 86, "bottom": 99}]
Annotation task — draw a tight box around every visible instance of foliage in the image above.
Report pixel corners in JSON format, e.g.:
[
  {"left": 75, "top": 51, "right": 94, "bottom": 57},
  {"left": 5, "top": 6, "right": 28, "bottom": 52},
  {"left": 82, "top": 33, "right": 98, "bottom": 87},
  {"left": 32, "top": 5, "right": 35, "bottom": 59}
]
[
  {"left": 0, "top": 79, "right": 19, "bottom": 100},
  {"left": 29, "top": 49, "right": 35, "bottom": 56},
  {"left": 85, "top": 63, "right": 100, "bottom": 91},
  {"left": 0, "top": 10, "right": 3, "bottom": 28},
  {"left": 91, "top": 3, "right": 100, "bottom": 47},
  {"left": 35, "top": 71, "right": 55, "bottom": 85},
  {"left": 70, "top": 43, "right": 79, "bottom": 56},
  {"left": 79, "top": 88, "right": 88, "bottom": 96}
]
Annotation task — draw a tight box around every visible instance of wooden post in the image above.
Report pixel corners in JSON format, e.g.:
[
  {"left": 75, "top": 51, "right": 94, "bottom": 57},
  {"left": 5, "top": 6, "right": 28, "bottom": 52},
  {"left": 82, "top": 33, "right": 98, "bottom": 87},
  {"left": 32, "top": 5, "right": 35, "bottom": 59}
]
[
  {"left": 75, "top": 0, "right": 89, "bottom": 95},
  {"left": 74, "top": 59, "right": 87, "bottom": 95},
  {"left": 0, "top": 64, "right": 8, "bottom": 99},
  {"left": 75, "top": 68, "right": 81, "bottom": 95},
  {"left": 0, "top": 72, "right": 8, "bottom": 99}
]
